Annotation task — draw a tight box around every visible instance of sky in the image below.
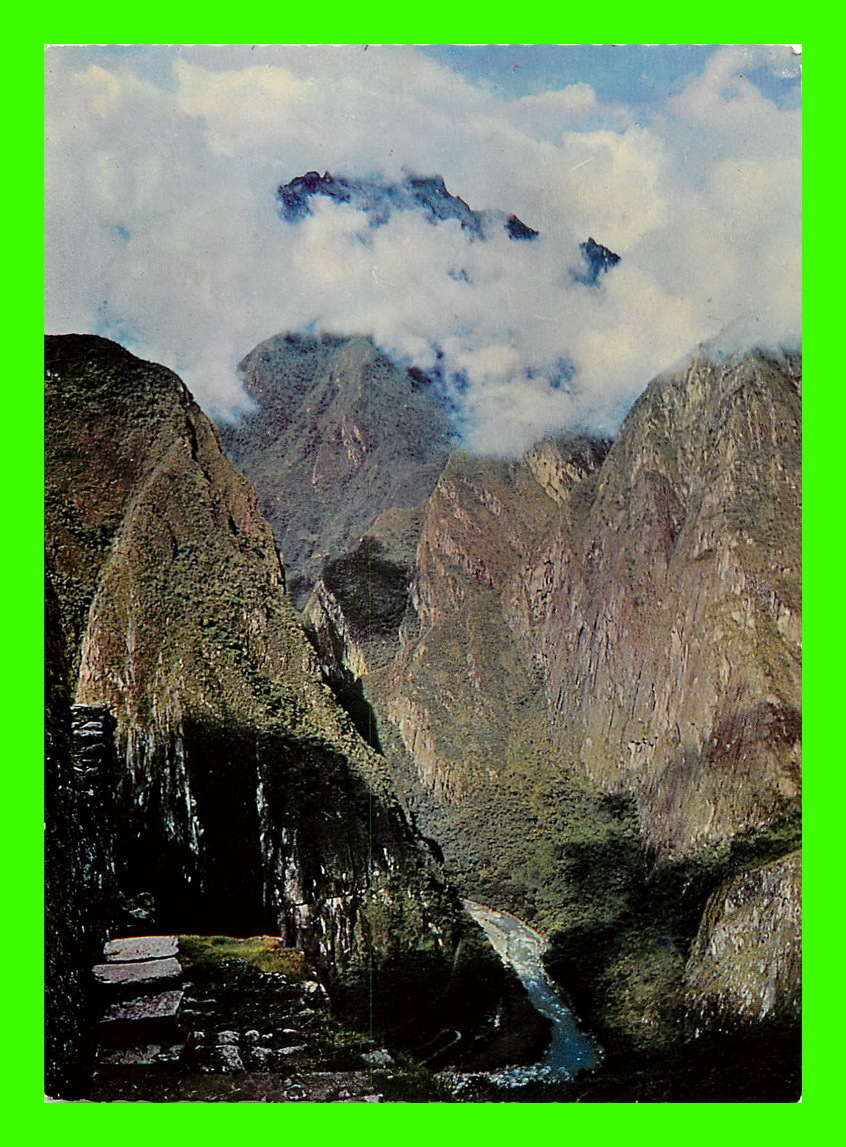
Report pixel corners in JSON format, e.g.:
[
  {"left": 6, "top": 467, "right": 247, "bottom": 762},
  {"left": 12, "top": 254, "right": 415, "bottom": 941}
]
[{"left": 44, "top": 44, "right": 801, "bottom": 455}]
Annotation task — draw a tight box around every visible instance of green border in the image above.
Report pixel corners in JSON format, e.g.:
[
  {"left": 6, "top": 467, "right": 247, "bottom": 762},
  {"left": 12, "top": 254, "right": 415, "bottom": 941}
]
[{"left": 10, "top": 10, "right": 827, "bottom": 1140}]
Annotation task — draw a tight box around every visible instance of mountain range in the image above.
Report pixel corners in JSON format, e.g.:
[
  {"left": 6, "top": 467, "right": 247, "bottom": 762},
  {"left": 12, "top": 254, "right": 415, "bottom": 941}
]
[
  {"left": 277, "top": 171, "right": 541, "bottom": 242},
  {"left": 276, "top": 170, "right": 619, "bottom": 288}
]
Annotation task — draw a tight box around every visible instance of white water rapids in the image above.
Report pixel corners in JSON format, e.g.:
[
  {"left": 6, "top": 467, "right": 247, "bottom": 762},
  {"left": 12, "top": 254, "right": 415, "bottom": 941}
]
[{"left": 462, "top": 899, "right": 602, "bottom": 1086}]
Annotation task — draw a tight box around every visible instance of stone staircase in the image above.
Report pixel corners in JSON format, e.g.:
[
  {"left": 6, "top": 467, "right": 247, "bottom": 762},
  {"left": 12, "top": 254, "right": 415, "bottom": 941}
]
[
  {"left": 87, "top": 935, "right": 398, "bottom": 1101},
  {"left": 93, "top": 936, "right": 186, "bottom": 1071}
]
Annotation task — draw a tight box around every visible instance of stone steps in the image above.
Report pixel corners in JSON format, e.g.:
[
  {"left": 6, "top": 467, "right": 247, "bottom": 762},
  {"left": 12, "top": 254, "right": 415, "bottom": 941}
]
[
  {"left": 88, "top": 934, "right": 397, "bottom": 1101},
  {"left": 93, "top": 957, "right": 182, "bottom": 998},
  {"left": 93, "top": 935, "right": 186, "bottom": 1056},
  {"left": 98, "top": 988, "right": 186, "bottom": 1048}
]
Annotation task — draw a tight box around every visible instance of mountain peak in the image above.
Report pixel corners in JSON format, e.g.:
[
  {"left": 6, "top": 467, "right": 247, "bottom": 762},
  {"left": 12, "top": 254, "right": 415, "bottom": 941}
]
[
  {"left": 573, "top": 237, "right": 621, "bottom": 286},
  {"left": 276, "top": 170, "right": 539, "bottom": 241}
]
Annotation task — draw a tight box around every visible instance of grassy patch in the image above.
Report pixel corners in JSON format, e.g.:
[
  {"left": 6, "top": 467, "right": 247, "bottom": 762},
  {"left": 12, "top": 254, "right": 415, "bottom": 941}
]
[{"left": 178, "top": 935, "right": 310, "bottom": 978}]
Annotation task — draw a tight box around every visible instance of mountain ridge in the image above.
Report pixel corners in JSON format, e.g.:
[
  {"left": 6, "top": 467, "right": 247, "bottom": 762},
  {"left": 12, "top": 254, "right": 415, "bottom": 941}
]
[
  {"left": 277, "top": 170, "right": 541, "bottom": 243},
  {"left": 219, "top": 332, "right": 453, "bottom": 605}
]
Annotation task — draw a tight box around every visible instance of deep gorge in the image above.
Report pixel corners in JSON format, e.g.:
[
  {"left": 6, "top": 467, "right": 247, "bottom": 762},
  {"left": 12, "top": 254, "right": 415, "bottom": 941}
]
[{"left": 45, "top": 332, "right": 801, "bottom": 1102}]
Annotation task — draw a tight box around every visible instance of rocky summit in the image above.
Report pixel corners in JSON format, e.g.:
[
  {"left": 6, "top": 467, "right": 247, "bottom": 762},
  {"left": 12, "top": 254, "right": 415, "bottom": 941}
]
[
  {"left": 277, "top": 171, "right": 540, "bottom": 242},
  {"left": 45, "top": 331, "right": 801, "bottom": 1103},
  {"left": 573, "top": 237, "right": 621, "bottom": 286}
]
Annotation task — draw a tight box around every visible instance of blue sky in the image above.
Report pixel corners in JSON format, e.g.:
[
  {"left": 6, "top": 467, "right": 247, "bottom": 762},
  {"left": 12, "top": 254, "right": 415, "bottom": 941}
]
[
  {"left": 420, "top": 44, "right": 801, "bottom": 112},
  {"left": 45, "top": 44, "right": 801, "bottom": 453},
  {"left": 423, "top": 44, "right": 722, "bottom": 105}
]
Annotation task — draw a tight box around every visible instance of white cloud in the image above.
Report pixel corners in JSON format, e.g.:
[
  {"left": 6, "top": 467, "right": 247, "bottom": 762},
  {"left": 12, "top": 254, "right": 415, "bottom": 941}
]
[{"left": 45, "top": 44, "right": 801, "bottom": 455}]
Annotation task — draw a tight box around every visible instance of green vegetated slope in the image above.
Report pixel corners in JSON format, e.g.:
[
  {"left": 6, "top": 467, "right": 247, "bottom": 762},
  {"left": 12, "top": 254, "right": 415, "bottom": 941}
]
[{"left": 44, "top": 334, "right": 544, "bottom": 1093}]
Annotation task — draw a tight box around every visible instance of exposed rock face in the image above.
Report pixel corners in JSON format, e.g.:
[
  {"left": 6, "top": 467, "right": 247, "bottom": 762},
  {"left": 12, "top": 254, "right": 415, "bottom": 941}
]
[
  {"left": 684, "top": 850, "right": 801, "bottom": 1027},
  {"left": 573, "top": 237, "right": 621, "bottom": 286},
  {"left": 524, "top": 350, "right": 801, "bottom": 858},
  {"left": 387, "top": 448, "right": 584, "bottom": 803},
  {"left": 218, "top": 333, "right": 452, "bottom": 605},
  {"left": 307, "top": 438, "right": 646, "bottom": 944},
  {"left": 45, "top": 334, "right": 535, "bottom": 1075}
]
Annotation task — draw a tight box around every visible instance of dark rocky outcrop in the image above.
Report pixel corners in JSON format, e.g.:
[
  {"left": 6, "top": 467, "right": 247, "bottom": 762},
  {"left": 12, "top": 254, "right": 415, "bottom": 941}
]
[
  {"left": 684, "top": 849, "right": 801, "bottom": 1028},
  {"left": 505, "top": 214, "right": 539, "bottom": 241},
  {"left": 45, "top": 575, "right": 121, "bottom": 1098},
  {"left": 573, "top": 237, "right": 621, "bottom": 285},
  {"left": 45, "top": 582, "right": 94, "bottom": 1098}
]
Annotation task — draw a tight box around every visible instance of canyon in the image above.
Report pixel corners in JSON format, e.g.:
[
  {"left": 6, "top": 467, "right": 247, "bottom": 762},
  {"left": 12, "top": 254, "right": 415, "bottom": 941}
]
[{"left": 45, "top": 331, "right": 801, "bottom": 1102}]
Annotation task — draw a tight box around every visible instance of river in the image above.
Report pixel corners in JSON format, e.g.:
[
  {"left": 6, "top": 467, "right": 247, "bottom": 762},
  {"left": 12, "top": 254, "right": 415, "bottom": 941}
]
[{"left": 463, "top": 899, "right": 602, "bottom": 1084}]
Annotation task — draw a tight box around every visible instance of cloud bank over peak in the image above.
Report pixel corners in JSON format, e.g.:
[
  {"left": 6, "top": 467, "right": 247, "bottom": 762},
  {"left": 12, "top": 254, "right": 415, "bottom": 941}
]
[{"left": 45, "top": 44, "right": 800, "bottom": 456}]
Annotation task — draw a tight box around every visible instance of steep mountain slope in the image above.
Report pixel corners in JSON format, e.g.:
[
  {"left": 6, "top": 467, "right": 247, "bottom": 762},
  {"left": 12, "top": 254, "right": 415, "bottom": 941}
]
[
  {"left": 367, "top": 350, "right": 801, "bottom": 864},
  {"left": 524, "top": 349, "right": 801, "bottom": 858},
  {"left": 218, "top": 333, "right": 452, "bottom": 605},
  {"left": 308, "top": 435, "right": 646, "bottom": 937},
  {"left": 44, "top": 335, "right": 543, "bottom": 1092}
]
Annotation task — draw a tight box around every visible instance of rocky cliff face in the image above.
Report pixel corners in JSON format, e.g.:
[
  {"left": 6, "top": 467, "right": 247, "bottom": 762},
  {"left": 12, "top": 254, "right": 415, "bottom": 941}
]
[
  {"left": 306, "top": 437, "right": 648, "bottom": 951},
  {"left": 372, "top": 351, "right": 800, "bottom": 853},
  {"left": 218, "top": 333, "right": 452, "bottom": 605},
  {"left": 386, "top": 440, "right": 608, "bottom": 802},
  {"left": 525, "top": 350, "right": 801, "bottom": 859},
  {"left": 684, "top": 849, "right": 801, "bottom": 1028},
  {"left": 45, "top": 335, "right": 540, "bottom": 1087}
]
